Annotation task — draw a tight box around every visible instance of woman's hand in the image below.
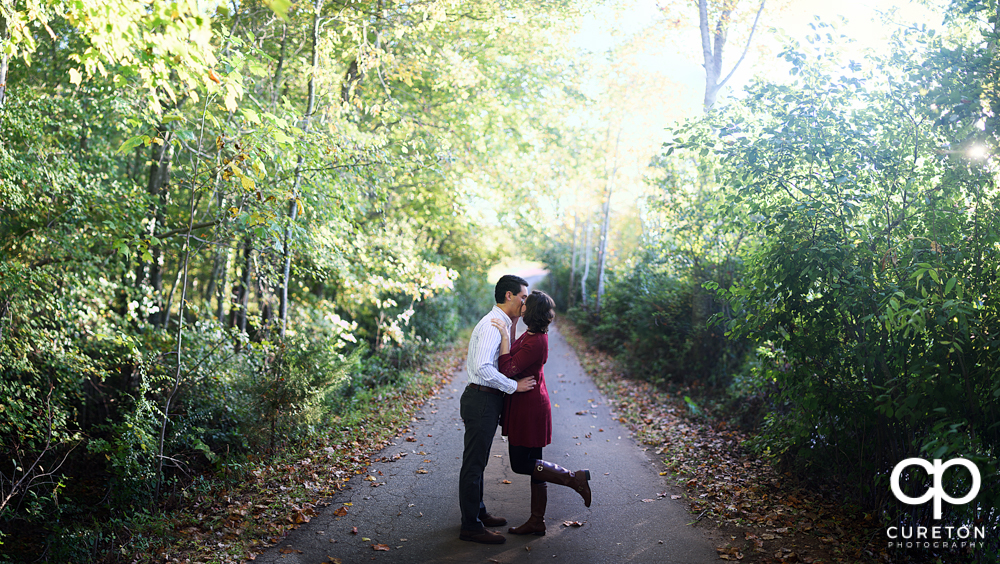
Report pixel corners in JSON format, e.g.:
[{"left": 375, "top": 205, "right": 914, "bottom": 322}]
[{"left": 490, "top": 318, "right": 510, "bottom": 355}]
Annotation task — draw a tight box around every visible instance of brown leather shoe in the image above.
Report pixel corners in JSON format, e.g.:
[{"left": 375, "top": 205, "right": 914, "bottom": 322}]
[
  {"left": 459, "top": 529, "right": 506, "bottom": 544},
  {"left": 478, "top": 511, "right": 507, "bottom": 527}
]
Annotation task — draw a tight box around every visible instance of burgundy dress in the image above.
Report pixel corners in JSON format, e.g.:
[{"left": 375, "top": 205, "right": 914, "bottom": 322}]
[{"left": 498, "top": 332, "right": 552, "bottom": 448}]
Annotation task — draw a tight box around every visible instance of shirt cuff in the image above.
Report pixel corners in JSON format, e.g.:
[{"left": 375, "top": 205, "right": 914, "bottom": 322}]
[{"left": 501, "top": 378, "right": 518, "bottom": 395}]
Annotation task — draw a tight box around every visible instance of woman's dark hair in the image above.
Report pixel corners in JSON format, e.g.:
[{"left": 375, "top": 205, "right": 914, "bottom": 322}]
[
  {"left": 494, "top": 274, "right": 529, "bottom": 304},
  {"left": 522, "top": 290, "right": 555, "bottom": 334}
]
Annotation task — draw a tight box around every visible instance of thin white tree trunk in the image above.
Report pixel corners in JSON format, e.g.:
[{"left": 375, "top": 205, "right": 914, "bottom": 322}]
[
  {"left": 595, "top": 131, "right": 621, "bottom": 313},
  {"left": 699, "top": 0, "right": 765, "bottom": 111},
  {"left": 580, "top": 220, "right": 592, "bottom": 307},
  {"left": 280, "top": 0, "right": 323, "bottom": 338},
  {"left": 568, "top": 211, "right": 579, "bottom": 307}
]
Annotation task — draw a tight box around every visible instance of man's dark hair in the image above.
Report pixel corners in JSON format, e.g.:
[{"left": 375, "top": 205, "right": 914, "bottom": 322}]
[
  {"left": 494, "top": 274, "right": 529, "bottom": 304},
  {"left": 522, "top": 290, "right": 555, "bottom": 334}
]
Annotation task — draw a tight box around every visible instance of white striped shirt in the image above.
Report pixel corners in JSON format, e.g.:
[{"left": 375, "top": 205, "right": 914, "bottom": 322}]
[{"left": 465, "top": 305, "right": 518, "bottom": 394}]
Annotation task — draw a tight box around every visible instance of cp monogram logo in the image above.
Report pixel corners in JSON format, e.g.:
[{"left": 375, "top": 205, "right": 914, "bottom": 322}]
[{"left": 890, "top": 458, "right": 981, "bottom": 519}]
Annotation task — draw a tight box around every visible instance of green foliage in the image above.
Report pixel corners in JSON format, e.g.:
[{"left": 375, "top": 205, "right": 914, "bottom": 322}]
[
  {"left": 564, "top": 250, "right": 743, "bottom": 388},
  {"left": 0, "top": 0, "right": 598, "bottom": 558},
  {"left": 248, "top": 336, "right": 363, "bottom": 450},
  {"left": 87, "top": 374, "right": 160, "bottom": 508},
  {"left": 669, "top": 23, "right": 1000, "bottom": 538}
]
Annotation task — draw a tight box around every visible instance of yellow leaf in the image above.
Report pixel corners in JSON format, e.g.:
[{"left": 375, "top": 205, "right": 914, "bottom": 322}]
[
  {"left": 69, "top": 68, "right": 82, "bottom": 85},
  {"left": 225, "top": 84, "right": 239, "bottom": 113},
  {"left": 241, "top": 176, "right": 255, "bottom": 191}
]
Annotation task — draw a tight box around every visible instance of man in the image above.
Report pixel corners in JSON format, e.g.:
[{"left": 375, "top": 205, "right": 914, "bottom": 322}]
[{"left": 458, "top": 274, "right": 536, "bottom": 544}]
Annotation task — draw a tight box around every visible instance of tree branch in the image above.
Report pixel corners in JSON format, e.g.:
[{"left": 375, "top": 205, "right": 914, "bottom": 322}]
[{"left": 717, "top": 0, "right": 765, "bottom": 91}]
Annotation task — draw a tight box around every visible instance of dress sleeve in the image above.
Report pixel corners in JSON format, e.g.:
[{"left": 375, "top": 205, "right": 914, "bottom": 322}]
[{"left": 498, "top": 335, "right": 542, "bottom": 379}]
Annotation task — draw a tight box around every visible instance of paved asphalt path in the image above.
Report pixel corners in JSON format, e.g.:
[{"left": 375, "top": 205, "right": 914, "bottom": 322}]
[{"left": 254, "top": 321, "right": 718, "bottom": 564}]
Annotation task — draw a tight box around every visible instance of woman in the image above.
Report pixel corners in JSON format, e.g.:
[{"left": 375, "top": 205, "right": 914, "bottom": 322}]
[{"left": 489, "top": 290, "right": 592, "bottom": 536}]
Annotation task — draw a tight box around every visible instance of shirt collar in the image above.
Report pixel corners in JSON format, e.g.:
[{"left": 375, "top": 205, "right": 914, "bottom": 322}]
[{"left": 492, "top": 305, "right": 512, "bottom": 325}]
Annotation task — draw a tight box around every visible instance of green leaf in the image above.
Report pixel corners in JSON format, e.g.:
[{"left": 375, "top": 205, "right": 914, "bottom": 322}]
[
  {"left": 944, "top": 277, "right": 957, "bottom": 295},
  {"left": 265, "top": 0, "right": 292, "bottom": 21},
  {"left": 117, "top": 135, "right": 150, "bottom": 154}
]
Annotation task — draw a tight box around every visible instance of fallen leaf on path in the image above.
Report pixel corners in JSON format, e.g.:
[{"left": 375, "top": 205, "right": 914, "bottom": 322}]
[
  {"left": 416, "top": 469, "right": 428, "bottom": 474},
  {"left": 373, "top": 544, "right": 390, "bottom": 551},
  {"left": 502, "top": 479, "right": 512, "bottom": 484},
  {"left": 562, "top": 520, "right": 584, "bottom": 527},
  {"left": 716, "top": 545, "right": 743, "bottom": 560},
  {"left": 576, "top": 411, "right": 589, "bottom": 415},
  {"left": 278, "top": 548, "right": 302, "bottom": 554},
  {"left": 333, "top": 506, "right": 348, "bottom": 517},
  {"left": 642, "top": 499, "right": 655, "bottom": 502},
  {"left": 326, "top": 557, "right": 342, "bottom": 564},
  {"left": 671, "top": 495, "right": 683, "bottom": 499},
  {"left": 351, "top": 527, "right": 358, "bottom": 535}
]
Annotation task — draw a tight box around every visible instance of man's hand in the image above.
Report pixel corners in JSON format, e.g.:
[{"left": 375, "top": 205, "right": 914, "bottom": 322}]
[{"left": 515, "top": 377, "right": 536, "bottom": 393}]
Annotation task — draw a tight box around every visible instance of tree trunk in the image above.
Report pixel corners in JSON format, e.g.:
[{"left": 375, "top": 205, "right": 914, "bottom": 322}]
[
  {"left": 214, "top": 245, "right": 231, "bottom": 324},
  {"left": 698, "top": 0, "right": 765, "bottom": 112},
  {"left": 595, "top": 190, "right": 612, "bottom": 313},
  {"left": 699, "top": 0, "right": 718, "bottom": 111},
  {"left": 595, "top": 131, "right": 621, "bottom": 314},
  {"left": 0, "top": 14, "right": 8, "bottom": 109},
  {"left": 236, "top": 237, "right": 253, "bottom": 333},
  {"left": 341, "top": 59, "right": 360, "bottom": 103},
  {"left": 135, "top": 126, "right": 173, "bottom": 325},
  {"left": 568, "top": 212, "right": 579, "bottom": 308},
  {"left": 162, "top": 256, "right": 183, "bottom": 328},
  {"left": 280, "top": 0, "right": 324, "bottom": 338},
  {"left": 580, "top": 220, "right": 592, "bottom": 308},
  {"left": 271, "top": 23, "right": 288, "bottom": 108}
]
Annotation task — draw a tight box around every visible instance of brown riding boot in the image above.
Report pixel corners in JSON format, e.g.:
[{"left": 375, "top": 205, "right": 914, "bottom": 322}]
[
  {"left": 533, "top": 460, "right": 591, "bottom": 507},
  {"left": 508, "top": 481, "right": 547, "bottom": 535}
]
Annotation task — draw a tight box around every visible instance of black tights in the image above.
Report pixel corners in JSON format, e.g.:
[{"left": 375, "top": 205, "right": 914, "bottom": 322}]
[{"left": 509, "top": 444, "right": 545, "bottom": 484}]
